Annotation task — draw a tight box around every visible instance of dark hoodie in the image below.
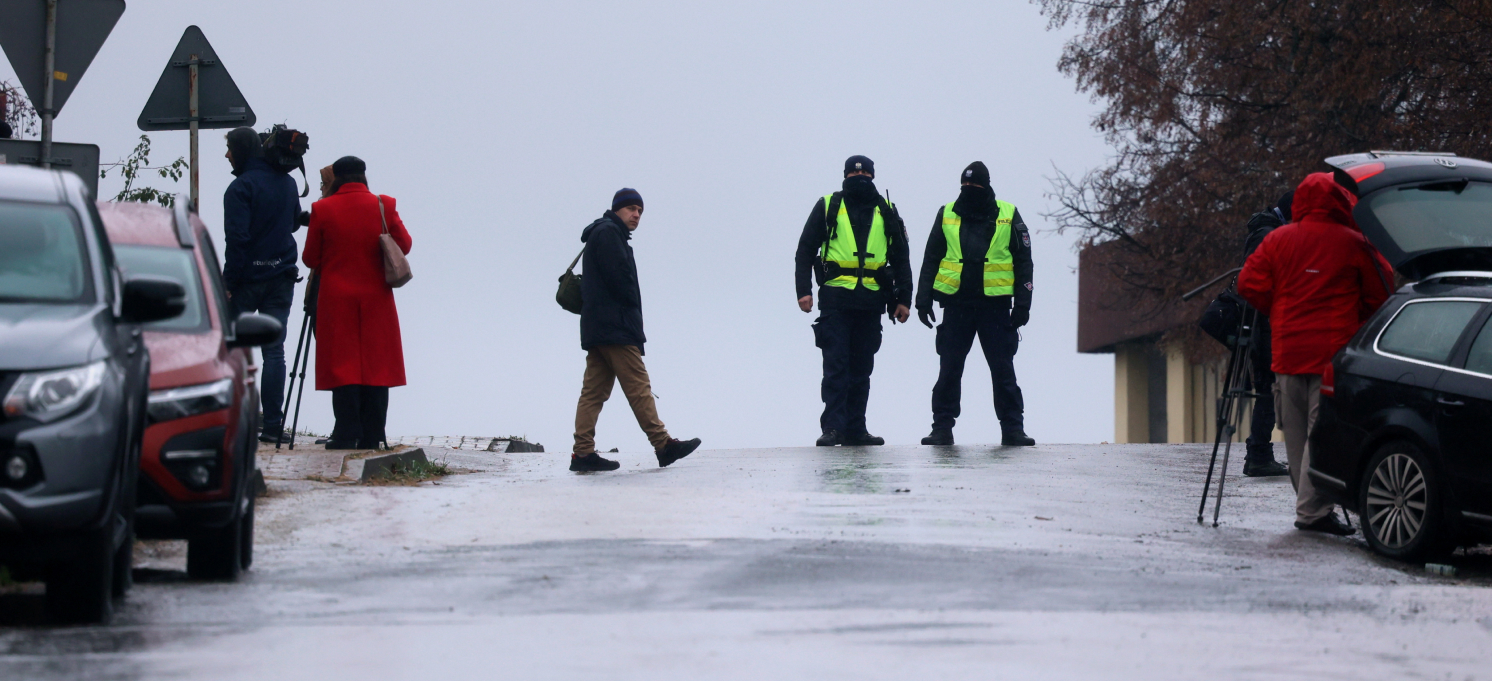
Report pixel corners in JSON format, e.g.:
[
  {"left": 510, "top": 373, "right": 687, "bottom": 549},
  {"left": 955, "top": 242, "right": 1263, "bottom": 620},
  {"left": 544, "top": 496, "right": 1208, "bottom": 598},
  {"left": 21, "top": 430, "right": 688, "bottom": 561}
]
[
  {"left": 222, "top": 130, "right": 301, "bottom": 289},
  {"left": 579, "top": 211, "right": 645, "bottom": 352},
  {"left": 1237, "top": 172, "right": 1393, "bottom": 375}
]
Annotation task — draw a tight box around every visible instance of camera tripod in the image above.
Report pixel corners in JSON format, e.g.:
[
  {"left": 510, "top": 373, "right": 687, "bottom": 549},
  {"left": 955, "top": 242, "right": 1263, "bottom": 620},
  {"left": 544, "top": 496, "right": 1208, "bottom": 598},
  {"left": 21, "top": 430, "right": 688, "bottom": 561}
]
[
  {"left": 1182, "top": 268, "right": 1260, "bottom": 526},
  {"left": 277, "top": 309, "right": 315, "bottom": 451}
]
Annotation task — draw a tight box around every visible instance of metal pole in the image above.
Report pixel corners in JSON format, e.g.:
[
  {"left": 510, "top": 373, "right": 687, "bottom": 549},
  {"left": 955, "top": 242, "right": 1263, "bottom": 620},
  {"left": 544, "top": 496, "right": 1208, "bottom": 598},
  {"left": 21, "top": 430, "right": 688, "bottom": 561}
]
[
  {"left": 189, "top": 54, "right": 200, "bottom": 210},
  {"left": 40, "top": 0, "right": 57, "bottom": 168}
]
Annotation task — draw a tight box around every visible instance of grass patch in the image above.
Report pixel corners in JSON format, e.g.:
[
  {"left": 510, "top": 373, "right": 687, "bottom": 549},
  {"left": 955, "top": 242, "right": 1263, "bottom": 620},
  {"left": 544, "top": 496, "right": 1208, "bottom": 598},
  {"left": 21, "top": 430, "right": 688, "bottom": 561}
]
[{"left": 365, "top": 458, "right": 451, "bottom": 486}]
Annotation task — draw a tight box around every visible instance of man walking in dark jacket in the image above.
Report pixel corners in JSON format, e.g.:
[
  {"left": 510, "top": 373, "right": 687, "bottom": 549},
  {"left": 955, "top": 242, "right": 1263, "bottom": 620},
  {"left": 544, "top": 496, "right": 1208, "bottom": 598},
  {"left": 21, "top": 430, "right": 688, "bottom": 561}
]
[
  {"left": 795, "top": 155, "right": 914, "bottom": 447},
  {"left": 569, "top": 188, "right": 701, "bottom": 472},
  {"left": 222, "top": 127, "right": 301, "bottom": 444},
  {"left": 915, "top": 162, "right": 1035, "bottom": 447}
]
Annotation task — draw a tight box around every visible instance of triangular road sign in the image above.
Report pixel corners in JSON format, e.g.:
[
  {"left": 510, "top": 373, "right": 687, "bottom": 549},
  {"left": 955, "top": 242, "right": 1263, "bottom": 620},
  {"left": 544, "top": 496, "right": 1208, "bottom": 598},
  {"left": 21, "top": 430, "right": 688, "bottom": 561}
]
[
  {"left": 137, "top": 25, "right": 254, "bottom": 131},
  {"left": 0, "top": 0, "right": 126, "bottom": 117}
]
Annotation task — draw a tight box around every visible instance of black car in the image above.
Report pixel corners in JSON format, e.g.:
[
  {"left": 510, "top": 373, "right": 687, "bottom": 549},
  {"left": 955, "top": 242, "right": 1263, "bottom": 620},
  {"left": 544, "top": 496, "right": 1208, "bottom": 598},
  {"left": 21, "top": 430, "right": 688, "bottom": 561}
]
[
  {"left": 0, "top": 165, "right": 185, "bottom": 623},
  {"left": 1311, "top": 151, "right": 1492, "bottom": 560}
]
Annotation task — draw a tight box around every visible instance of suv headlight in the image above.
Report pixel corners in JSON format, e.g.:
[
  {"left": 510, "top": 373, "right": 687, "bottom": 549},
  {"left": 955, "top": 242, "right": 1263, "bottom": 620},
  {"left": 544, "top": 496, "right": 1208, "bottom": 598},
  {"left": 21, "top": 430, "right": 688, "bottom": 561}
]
[
  {"left": 148, "top": 378, "right": 234, "bottom": 423},
  {"left": 3, "top": 361, "right": 108, "bottom": 423}
]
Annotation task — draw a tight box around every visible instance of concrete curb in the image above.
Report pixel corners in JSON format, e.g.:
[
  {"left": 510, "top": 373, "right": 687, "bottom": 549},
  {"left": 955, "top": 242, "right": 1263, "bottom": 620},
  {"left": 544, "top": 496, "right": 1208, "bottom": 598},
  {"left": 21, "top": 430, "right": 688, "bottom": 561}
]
[{"left": 345, "top": 447, "right": 429, "bottom": 481}]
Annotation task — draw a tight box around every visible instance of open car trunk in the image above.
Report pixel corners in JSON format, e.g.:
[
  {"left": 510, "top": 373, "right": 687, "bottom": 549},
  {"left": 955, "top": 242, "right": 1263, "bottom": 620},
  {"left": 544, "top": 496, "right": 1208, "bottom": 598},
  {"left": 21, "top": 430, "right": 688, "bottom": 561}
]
[{"left": 1326, "top": 152, "right": 1492, "bottom": 280}]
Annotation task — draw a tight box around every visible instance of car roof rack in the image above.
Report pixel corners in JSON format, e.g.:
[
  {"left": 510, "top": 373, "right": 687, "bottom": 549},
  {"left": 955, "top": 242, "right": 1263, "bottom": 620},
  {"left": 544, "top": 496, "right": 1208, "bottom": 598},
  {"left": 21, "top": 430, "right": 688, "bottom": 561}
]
[
  {"left": 1368, "top": 150, "right": 1458, "bottom": 158},
  {"left": 1420, "top": 271, "right": 1492, "bottom": 283}
]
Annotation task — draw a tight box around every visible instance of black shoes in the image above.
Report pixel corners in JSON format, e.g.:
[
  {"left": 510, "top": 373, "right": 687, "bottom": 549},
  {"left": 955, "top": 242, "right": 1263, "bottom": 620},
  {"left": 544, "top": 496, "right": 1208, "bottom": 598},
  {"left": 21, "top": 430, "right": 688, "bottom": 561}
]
[
  {"left": 657, "top": 438, "right": 702, "bottom": 467},
  {"left": 259, "top": 430, "right": 290, "bottom": 445},
  {"left": 324, "top": 439, "right": 358, "bottom": 450},
  {"left": 842, "top": 432, "right": 885, "bottom": 446},
  {"left": 1243, "top": 458, "right": 1290, "bottom": 477},
  {"left": 921, "top": 429, "right": 954, "bottom": 446},
  {"left": 817, "top": 429, "right": 883, "bottom": 446},
  {"left": 1001, "top": 431, "right": 1036, "bottom": 446},
  {"left": 569, "top": 453, "right": 621, "bottom": 472},
  {"left": 1295, "top": 512, "right": 1356, "bottom": 536}
]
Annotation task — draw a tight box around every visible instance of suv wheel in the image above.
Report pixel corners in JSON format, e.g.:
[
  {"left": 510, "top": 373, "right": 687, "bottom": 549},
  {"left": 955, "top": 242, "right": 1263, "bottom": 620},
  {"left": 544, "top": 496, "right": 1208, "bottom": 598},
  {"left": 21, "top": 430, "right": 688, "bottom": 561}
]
[
  {"left": 187, "top": 512, "right": 243, "bottom": 581},
  {"left": 46, "top": 528, "right": 115, "bottom": 624},
  {"left": 1359, "top": 441, "right": 1449, "bottom": 561}
]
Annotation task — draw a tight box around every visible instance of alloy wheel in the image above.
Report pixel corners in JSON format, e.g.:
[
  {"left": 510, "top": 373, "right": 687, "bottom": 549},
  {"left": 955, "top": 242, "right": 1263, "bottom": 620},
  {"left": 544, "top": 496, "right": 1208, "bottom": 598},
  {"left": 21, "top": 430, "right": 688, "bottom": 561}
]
[{"left": 1365, "top": 453, "right": 1429, "bottom": 549}]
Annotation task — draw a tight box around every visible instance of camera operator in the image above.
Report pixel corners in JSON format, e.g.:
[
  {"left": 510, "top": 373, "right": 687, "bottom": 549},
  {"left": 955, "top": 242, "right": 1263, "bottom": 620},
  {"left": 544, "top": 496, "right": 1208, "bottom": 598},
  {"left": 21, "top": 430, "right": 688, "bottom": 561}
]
[
  {"left": 1238, "top": 173, "right": 1393, "bottom": 535},
  {"left": 1238, "top": 192, "right": 1292, "bottom": 478}
]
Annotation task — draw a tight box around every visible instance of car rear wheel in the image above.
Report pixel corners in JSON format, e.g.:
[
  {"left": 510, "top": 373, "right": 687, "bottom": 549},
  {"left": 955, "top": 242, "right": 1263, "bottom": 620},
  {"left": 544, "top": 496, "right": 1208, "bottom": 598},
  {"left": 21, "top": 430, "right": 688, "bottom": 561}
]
[
  {"left": 187, "top": 512, "right": 243, "bottom": 581},
  {"left": 46, "top": 528, "right": 115, "bottom": 624},
  {"left": 1359, "top": 441, "right": 1450, "bottom": 561}
]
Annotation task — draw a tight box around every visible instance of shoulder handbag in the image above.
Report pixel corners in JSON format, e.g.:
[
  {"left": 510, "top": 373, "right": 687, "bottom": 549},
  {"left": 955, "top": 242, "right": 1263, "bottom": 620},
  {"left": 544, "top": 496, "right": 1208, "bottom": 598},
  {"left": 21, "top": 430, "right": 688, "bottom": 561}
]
[
  {"left": 556, "top": 248, "right": 584, "bottom": 314},
  {"left": 376, "top": 196, "right": 412, "bottom": 288}
]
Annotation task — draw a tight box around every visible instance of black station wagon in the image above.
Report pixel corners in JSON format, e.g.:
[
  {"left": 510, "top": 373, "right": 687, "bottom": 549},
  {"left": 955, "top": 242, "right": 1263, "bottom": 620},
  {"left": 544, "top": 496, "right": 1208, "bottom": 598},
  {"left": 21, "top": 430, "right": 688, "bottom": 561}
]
[{"left": 1311, "top": 151, "right": 1492, "bottom": 560}]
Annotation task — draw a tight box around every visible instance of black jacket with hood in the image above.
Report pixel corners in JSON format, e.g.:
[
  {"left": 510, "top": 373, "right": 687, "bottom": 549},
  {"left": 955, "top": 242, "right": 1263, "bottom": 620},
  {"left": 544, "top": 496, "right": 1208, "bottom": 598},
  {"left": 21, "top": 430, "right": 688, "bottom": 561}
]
[
  {"left": 222, "top": 129, "right": 301, "bottom": 289},
  {"left": 915, "top": 187, "right": 1033, "bottom": 311},
  {"left": 580, "top": 211, "right": 646, "bottom": 352}
]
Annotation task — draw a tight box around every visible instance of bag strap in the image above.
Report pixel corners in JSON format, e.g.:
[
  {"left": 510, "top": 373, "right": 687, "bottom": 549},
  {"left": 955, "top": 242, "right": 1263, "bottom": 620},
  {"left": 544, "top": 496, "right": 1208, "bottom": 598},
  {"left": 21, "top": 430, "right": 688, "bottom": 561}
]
[
  {"left": 376, "top": 196, "right": 389, "bottom": 234},
  {"left": 566, "top": 248, "right": 584, "bottom": 273}
]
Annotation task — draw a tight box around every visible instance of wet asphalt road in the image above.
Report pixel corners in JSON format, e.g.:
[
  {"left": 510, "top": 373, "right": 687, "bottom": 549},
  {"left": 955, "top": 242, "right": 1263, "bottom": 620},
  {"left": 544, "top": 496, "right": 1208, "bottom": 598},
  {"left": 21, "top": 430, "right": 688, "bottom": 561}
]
[{"left": 2, "top": 442, "right": 1490, "bottom": 680}]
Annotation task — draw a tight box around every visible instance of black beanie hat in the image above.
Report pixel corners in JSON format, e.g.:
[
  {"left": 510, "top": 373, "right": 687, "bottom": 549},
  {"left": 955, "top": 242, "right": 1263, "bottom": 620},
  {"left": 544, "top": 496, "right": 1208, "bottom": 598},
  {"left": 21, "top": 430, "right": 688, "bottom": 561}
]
[
  {"left": 1275, "top": 190, "right": 1295, "bottom": 223},
  {"left": 843, "top": 155, "right": 874, "bottom": 178},
  {"left": 961, "top": 161, "right": 990, "bottom": 187},
  {"left": 332, "top": 155, "right": 366, "bottom": 177},
  {"left": 612, "top": 188, "right": 643, "bottom": 212}
]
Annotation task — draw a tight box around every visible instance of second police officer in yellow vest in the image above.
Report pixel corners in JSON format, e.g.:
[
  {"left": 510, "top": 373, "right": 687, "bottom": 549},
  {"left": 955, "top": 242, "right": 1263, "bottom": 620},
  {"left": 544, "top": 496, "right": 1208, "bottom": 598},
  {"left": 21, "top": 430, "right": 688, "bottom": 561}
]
[
  {"left": 795, "top": 156, "right": 913, "bottom": 446},
  {"left": 915, "top": 162, "right": 1036, "bottom": 446}
]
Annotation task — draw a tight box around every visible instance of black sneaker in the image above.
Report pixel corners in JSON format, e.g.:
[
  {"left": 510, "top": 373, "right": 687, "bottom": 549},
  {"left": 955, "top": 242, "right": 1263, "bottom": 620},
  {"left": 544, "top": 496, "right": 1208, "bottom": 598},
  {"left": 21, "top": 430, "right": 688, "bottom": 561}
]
[
  {"left": 921, "top": 429, "right": 954, "bottom": 446},
  {"left": 1001, "top": 431, "right": 1036, "bottom": 446},
  {"left": 816, "top": 429, "right": 843, "bottom": 447},
  {"left": 569, "top": 453, "right": 620, "bottom": 472},
  {"left": 1243, "top": 459, "right": 1290, "bottom": 477},
  {"left": 843, "top": 432, "right": 885, "bottom": 446},
  {"left": 324, "top": 439, "right": 359, "bottom": 450},
  {"left": 1295, "top": 513, "right": 1356, "bottom": 536},
  {"left": 259, "top": 430, "right": 291, "bottom": 445},
  {"left": 656, "top": 438, "right": 702, "bottom": 467}
]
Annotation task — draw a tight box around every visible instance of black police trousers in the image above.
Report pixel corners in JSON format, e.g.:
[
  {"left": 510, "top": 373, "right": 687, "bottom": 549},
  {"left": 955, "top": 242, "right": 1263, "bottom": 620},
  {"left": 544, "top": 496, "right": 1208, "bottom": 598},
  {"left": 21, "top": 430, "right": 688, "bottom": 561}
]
[
  {"left": 813, "top": 309, "right": 883, "bottom": 436},
  {"left": 930, "top": 304, "right": 1024, "bottom": 433}
]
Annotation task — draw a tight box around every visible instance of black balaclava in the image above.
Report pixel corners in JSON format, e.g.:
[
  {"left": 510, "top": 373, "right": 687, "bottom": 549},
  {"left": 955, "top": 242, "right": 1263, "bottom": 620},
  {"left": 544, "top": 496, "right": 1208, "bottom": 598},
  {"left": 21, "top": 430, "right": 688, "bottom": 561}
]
[
  {"left": 225, "top": 127, "right": 263, "bottom": 176},
  {"left": 841, "top": 155, "right": 878, "bottom": 202},
  {"left": 953, "top": 162, "right": 994, "bottom": 219}
]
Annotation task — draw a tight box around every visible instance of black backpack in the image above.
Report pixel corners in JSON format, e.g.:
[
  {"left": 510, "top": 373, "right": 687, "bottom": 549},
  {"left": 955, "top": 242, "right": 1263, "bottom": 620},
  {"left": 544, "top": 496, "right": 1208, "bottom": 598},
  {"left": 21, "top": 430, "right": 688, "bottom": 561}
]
[{"left": 260, "top": 124, "right": 310, "bottom": 197}]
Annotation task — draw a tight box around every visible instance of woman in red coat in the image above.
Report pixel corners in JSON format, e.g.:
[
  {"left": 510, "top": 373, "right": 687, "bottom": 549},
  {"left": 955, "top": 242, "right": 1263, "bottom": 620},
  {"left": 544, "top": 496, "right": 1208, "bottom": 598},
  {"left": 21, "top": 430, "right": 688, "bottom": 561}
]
[{"left": 303, "top": 156, "right": 412, "bottom": 449}]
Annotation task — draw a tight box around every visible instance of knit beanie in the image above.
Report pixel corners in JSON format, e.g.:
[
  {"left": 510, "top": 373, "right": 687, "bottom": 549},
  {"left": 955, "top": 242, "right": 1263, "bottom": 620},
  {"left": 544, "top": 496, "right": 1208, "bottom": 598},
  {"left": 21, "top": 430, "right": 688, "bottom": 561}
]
[
  {"left": 961, "top": 161, "right": 990, "bottom": 187},
  {"left": 612, "top": 188, "right": 643, "bottom": 211},
  {"left": 843, "top": 155, "right": 874, "bottom": 178},
  {"left": 332, "top": 155, "right": 366, "bottom": 177}
]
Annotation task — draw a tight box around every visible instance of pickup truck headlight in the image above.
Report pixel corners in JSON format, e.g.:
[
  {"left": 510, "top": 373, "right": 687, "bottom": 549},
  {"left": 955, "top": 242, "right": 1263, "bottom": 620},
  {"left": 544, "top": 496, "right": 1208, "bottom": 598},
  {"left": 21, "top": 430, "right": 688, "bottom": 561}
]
[
  {"left": 2, "top": 360, "right": 108, "bottom": 423},
  {"left": 148, "top": 378, "right": 233, "bottom": 423}
]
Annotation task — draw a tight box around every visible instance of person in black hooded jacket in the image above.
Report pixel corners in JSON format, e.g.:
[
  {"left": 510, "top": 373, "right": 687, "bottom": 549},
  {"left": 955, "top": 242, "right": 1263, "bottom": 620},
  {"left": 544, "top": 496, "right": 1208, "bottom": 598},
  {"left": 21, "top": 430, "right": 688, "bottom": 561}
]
[
  {"left": 915, "top": 162, "right": 1035, "bottom": 447},
  {"left": 222, "top": 126, "right": 302, "bottom": 444},
  {"left": 794, "top": 155, "right": 913, "bottom": 447},
  {"left": 568, "top": 188, "right": 701, "bottom": 472},
  {"left": 1238, "top": 191, "right": 1293, "bottom": 478}
]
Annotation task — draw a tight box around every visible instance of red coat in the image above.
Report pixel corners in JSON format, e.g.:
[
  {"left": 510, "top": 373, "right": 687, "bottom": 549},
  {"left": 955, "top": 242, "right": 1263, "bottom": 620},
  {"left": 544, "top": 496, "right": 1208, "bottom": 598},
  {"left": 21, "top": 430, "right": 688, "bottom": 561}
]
[
  {"left": 303, "top": 183, "right": 412, "bottom": 389},
  {"left": 1238, "top": 172, "right": 1393, "bottom": 376}
]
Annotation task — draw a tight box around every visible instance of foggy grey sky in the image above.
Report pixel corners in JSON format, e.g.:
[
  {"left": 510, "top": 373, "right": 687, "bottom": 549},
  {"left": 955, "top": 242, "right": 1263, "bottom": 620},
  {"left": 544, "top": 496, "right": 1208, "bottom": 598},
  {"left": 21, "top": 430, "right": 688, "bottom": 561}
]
[{"left": 3, "top": 0, "right": 1116, "bottom": 451}]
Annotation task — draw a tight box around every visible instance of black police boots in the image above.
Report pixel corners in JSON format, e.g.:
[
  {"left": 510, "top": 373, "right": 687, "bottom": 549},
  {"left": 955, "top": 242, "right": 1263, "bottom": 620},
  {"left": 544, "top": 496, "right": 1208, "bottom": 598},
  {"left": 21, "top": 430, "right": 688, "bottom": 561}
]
[
  {"left": 816, "top": 429, "right": 843, "bottom": 447},
  {"left": 656, "top": 437, "right": 702, "bottom": 467},
  {"left": 1001, "top": 431, "right": 1036, "bottom": 447},
  {"left": 569, "top": 452, "right": 620, "bottom": 472},
  {"left": 842, "top": 432, "right": 885, "bottom": 446},
  {"left": 921, "top": 429, "right": 954, "bottom": 446}
]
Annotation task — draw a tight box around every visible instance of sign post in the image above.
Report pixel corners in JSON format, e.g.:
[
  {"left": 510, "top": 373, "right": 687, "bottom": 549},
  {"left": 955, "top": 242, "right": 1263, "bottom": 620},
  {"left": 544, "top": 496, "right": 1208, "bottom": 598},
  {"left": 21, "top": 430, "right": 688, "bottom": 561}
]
[
  {"left": 40, "top": 0, "right": 55, "bottom": 167},
  {"left": 138, "top": 26, "right": 255, "bottom": 211}
]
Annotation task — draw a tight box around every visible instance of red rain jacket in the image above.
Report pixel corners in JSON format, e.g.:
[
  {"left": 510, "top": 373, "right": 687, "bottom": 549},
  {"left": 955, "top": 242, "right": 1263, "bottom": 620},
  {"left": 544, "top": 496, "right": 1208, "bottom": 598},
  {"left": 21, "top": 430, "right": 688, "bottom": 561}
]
[
  {"left": 1237, "top": 172, "right": 1394, "bottom": 376},
  {"left": 303, "top": 183, "right": 412, "bottom": 389}
]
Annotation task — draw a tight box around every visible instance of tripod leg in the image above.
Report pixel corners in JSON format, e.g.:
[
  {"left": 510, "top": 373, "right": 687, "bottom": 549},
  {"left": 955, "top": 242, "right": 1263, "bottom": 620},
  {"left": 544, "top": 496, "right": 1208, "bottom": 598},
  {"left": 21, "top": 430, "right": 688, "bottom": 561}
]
[
  {"left": 288, "top": 313, "right": 315, "bottom": 451},
  {"left": 278, "top": 312, "right": 311, "bottom": 450},
  {"left": 1198, "top": 426, "right": 1228, "bottom": 524}
]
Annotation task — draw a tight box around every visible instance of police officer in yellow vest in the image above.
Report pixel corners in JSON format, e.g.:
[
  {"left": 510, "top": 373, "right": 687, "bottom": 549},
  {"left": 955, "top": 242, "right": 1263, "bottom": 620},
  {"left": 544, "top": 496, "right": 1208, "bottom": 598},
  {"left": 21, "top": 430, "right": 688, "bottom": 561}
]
[
  {"left": 795, "top": 155, "right": 913, "bottom": 446},
  {"left": 915, "top": 162, "right": 1035, "bottom": 446}
]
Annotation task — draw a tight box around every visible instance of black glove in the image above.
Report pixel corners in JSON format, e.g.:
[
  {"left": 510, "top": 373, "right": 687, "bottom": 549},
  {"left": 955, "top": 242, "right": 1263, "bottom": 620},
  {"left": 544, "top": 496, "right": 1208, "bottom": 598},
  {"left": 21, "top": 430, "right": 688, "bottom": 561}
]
[
  {"left": 918, "top": 307, "right": 936, "bottom": 329},
  {"left": 1010, "top": 307, "right": 1030, "bottom": 328}
]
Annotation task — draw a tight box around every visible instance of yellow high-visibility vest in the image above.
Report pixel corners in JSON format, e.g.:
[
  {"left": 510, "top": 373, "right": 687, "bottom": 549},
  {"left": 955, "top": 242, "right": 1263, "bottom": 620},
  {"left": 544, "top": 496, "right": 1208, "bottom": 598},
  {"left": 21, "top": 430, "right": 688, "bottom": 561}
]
[
  {"left": 820, "top": 194, "right": 888, "bottom": 291},
  {"left": 932, "top": 199, "right": 1016, "bottom": 296}
]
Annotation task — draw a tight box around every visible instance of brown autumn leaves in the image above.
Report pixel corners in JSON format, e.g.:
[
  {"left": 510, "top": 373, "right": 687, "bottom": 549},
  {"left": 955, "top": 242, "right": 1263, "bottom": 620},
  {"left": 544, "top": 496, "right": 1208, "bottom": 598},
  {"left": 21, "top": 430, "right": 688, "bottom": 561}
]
[{"left": 1038, "top": 0, "right": 1492, "bottom": 305}]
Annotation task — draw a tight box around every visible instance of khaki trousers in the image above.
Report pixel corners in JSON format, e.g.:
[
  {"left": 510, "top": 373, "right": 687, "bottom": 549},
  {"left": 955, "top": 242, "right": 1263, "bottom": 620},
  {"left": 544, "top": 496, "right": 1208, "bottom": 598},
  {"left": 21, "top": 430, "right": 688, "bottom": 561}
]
[
  {"left": 573, "top": 345, "right": 670, "bottom": 454},
  {"left": 1273, "top": 373, "right": 1335, "bottom": 524}
]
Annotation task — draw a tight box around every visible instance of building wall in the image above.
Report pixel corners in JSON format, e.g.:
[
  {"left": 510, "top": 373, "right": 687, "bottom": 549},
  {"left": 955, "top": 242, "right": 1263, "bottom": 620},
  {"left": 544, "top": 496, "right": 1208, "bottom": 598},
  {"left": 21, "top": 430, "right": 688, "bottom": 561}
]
[{"left": 1112, "top": 339, "right": 1284, "bottom": 446}]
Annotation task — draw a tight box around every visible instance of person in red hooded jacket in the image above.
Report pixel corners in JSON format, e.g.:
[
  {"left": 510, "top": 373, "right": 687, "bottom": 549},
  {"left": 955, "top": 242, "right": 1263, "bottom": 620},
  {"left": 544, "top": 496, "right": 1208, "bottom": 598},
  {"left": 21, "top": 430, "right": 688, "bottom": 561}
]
[{"left": 1238, "top": 172, "right": 1393, "bottom": 535}]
